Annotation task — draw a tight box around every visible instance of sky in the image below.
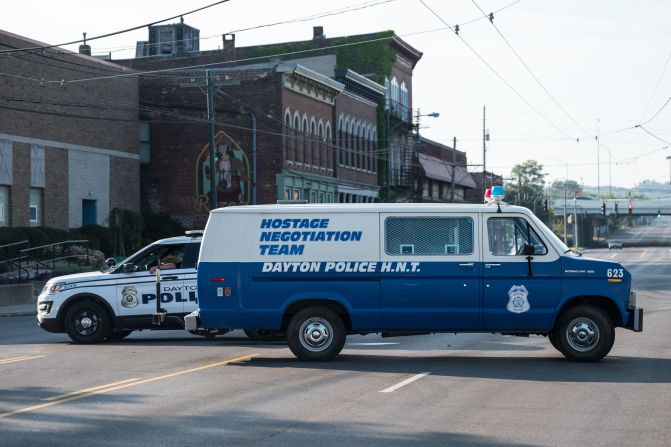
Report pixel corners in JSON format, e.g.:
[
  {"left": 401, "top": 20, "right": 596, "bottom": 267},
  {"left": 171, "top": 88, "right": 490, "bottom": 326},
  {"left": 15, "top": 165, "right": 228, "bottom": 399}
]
[{"left": 3, "top": 0, "right": 671, "bottom": 190}]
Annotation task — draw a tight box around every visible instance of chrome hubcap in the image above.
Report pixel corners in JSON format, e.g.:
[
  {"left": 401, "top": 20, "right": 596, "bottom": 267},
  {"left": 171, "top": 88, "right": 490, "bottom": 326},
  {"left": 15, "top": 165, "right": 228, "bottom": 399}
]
[
  {"left": 566, "top": 318, "right": 600, "bottom": 352},
  {"left": 80, "top": 317, "right": 93, "bottom": 329},
  {"left": 299, "top": 318, "right": 333, "bottom": 352}
]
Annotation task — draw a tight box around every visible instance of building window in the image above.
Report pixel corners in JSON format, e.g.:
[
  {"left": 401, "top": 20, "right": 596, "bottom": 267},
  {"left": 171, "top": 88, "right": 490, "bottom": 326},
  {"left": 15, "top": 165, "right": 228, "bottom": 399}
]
[
  {"left": 29, "top": 188, "right": 42, "bottom": 227},
  {"left": 285, "top": 188, "right": 291, "bottom": 200},
  {"left": 310, "top": 120, "right": 317, "bottom": 167},
  {"left": 284, "top": 112, "right": 291, "bottom": 161},
  {"left": 294, "top": 115, "right": 300, "bottom": 162},
  {"left": 302, "top": 117, "right": 308, "bottom": 165},
  {"left": 325, "top": 125, "right": 332, "bottom": 169},
  {"left": 318, "top": 122, "right": 324, "bottom": 169},
  {"left": 385, "top": 217, "right": 474, "bottom": 256},
  {"left": 391, "top": 77, "right": 399, "bottom": 113},
  {"left": 139, "top": 121, "right": 151, "bottom": 164},
  {"left": 347, "top": 120, "right": 354, "bottom": 167},
  {"left": 400, "top": 82, "right": 409, "bottom": 121},
  {"left": 310, "top": 191, "right": 317, "bottom": 203},
  {"left": 327, "top": 192, "right": 333, "bottom": 203},
  {"left": 0, "top": 186, "right": 9, "bottom": 227},
  {"left": 158, "top": 27, "right": 175, "bottom": 55}
]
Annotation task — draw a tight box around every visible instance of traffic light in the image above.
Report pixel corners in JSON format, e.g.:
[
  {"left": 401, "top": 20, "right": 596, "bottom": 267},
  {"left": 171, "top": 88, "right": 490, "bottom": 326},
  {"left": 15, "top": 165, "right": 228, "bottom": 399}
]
[
  {"left": 543, "top": 199, "right": 548, "bottom": 212},
  {"left": 614, "top": 203, "right": 619, "bottom": 215},
  {"left": 601, "top": 202, "right": 606, "bottom": 216},
  {"left": 627, "top": 203, "right": 633, "bottom": 215}
]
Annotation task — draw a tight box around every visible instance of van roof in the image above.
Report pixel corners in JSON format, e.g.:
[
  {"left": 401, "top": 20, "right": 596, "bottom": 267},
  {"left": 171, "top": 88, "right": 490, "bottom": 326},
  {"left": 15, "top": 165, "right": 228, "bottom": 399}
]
[{"left": 211, "top": 202, "right": 532, "bottom": 215}]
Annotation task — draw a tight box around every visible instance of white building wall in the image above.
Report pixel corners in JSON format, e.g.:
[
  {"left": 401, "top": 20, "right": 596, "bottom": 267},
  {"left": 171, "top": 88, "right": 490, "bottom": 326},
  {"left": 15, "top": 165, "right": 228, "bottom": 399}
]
[{"left": 68, "top": 151, "right": 110, "bottom": 227}]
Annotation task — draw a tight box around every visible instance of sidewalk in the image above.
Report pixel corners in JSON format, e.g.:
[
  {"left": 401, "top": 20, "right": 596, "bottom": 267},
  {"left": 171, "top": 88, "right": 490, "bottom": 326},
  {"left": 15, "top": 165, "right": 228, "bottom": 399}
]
[{"left": 0, "top": 303, "right": 36, "bottom": 317}]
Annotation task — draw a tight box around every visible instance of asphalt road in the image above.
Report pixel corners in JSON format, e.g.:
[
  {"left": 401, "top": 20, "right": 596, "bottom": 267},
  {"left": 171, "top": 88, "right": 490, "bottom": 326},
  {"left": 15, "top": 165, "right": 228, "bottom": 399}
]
[{"left": 1, "top": 226, "right": 670, "bottom": 446}]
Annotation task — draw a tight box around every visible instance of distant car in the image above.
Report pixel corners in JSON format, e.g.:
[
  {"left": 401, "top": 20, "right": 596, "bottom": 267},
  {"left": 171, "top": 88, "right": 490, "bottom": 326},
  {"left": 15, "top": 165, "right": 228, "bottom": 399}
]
[{"left": 608, "top": 240, "right": 623, "bottom": 250}]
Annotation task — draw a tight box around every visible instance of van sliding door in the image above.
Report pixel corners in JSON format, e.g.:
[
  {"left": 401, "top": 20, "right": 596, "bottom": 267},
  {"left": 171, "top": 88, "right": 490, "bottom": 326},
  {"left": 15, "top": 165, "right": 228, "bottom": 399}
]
[{"left": 379, "top": 213, "right": 481, "bottom": 330}]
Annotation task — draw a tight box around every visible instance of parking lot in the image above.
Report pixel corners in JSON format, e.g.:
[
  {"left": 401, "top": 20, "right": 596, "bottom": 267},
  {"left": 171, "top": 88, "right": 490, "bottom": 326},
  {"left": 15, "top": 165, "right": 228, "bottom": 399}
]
[{"left": 1, "top": 247, "right": 670, "bottom": 446}]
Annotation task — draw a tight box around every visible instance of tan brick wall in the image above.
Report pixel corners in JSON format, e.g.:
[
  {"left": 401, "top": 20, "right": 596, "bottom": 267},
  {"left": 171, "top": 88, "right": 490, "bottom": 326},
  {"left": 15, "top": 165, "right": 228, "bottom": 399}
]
[
  {"left": 44, "top": 147, "right": 69, "bottom": 229},
  {"left": 10, "top": 143, "right": 29, "bottom": 226}
]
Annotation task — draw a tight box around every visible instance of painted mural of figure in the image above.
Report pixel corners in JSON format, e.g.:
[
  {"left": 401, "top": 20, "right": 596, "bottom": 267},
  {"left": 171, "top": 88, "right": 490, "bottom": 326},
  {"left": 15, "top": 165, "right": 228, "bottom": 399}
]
[{"left": 216, "top": 145, "right": 232, "bottom": 189}]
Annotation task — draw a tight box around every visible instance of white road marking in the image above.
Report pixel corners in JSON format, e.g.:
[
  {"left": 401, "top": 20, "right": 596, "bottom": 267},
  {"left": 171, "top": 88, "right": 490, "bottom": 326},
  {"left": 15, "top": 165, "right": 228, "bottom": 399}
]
[
  {"left": 347, "top": 342, "right": 400, "bottom": 346},
  {"left": 380, "top": 372, "right": 430, "bottom": 393},
  {"left": 640, "top": 249, "right": 648, "bottom": 259},
  {"left": 609, "top": 253, "right": 618, "bottom": 259}
]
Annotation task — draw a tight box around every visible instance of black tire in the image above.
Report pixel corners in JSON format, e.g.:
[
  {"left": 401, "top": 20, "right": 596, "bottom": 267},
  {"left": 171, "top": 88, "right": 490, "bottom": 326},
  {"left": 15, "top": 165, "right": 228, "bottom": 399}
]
[
  {"left": 107, "top": 330, "right": 133, "bottom": 341},
  {"left": 64, "top": 301, "right": 111, "bottom": 344},
  {"left": 554, "top": 305, "right": 614, "bottom": 362},
  {"left": 244, "top": 328, "right": 285, "bottom": 341},
  {"left": 287, "top": 306, "right": 346, "bottom": 361},
  {"left": 547, "top": 333, "right": 562, "bottom": 352}
]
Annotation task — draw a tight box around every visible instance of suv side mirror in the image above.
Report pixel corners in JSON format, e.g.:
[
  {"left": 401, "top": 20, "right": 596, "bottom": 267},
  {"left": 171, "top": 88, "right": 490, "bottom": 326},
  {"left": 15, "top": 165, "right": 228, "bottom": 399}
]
[
  {"left": 119, "top": 263, "right": 137, "bottom": 273},
  {"left": 105, "top": 258, "right": 117, "bottom": 267},
  {"left": 523, "top": 244, "right": 536, "bottom": 256}
]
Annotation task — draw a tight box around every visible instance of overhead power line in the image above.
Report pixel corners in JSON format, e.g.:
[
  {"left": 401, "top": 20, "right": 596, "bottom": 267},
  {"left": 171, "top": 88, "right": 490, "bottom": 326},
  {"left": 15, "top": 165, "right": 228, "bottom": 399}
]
[
  {"left": 0, "top": 0, "right": 232, "bottom": 55},
  {"left": 469, "top": 0, "right": 593, "bottom": 141},
  {"left": 417, "top": 0, "right": 587, "bottom": 149}
]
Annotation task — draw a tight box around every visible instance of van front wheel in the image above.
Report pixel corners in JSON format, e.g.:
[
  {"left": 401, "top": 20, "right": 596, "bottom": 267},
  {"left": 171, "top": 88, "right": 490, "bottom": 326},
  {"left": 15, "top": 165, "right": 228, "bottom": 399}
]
[
  {"left": 287, "top": 306, "right": 345, "bottom": 361},
  {"left": 555, "top": 305, "right": 614, "bottom": 362}
]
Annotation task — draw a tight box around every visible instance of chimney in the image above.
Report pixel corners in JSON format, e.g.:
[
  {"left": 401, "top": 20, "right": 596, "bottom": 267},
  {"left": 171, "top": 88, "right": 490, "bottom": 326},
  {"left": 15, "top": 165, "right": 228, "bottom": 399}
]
[
  {"left": 78, "top": 32, "right": 91, "bottom": 56},
  {"left": 223, "top": 33, "right": 235, "bottom": 50},
  {"left": 313, "top": 26, "right": 324, "bottom": 40}
]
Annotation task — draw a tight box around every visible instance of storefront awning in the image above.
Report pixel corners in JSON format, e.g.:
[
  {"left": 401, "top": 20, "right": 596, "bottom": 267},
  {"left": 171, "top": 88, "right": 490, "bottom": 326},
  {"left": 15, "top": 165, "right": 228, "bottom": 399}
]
[{"left": 418, "top": 153, "right": 477, "bottom": 189}]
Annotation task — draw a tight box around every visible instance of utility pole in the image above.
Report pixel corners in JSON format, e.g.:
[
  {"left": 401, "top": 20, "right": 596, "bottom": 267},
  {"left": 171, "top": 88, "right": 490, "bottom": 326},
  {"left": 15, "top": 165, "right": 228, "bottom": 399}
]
[
  {"left": 206, "top": 70, "right": 217, "bottom": 210},
  {"left": 386, "top": 106, "right": 391, "bottom": 202},
  {"left": 450, "top": 137, "right": 456, "bottom": 202},
  {"left": 482, "top": 105, "right": 487, "bottom": 189},
  {"left": 574, "top": 192, "right": 579, "bottom": 249},
  {"left": 667, "top": 155, "right": 671, "bottom": 185},
  {"left": 596, "top": 118, "right": 601, "bottom": 199},
  {"left": 563, "top": 164, "right": 568, "bottom": 244},
  {"left": 414, "top": 110, "right": 422, "bottom": 203}
]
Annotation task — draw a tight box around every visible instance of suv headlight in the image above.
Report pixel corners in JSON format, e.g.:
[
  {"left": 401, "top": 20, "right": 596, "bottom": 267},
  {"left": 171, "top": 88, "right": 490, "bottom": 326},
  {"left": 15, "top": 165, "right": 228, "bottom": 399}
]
[{"left": 47, "top": 283, "right": 64, "bottom": 294}]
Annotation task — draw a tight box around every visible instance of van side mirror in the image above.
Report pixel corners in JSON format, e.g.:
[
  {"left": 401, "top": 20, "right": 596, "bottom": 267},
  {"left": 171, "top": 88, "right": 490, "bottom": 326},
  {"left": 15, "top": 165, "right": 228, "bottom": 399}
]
[{"left": 523, "top": 244, "right": 536, "bottom": 256}]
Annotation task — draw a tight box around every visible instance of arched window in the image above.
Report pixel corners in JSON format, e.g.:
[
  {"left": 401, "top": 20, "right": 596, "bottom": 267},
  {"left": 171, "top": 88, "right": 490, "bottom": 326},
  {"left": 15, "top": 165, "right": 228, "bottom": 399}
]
[
  {"left": 284, "top": 110, "right": 291, "bottom": 161},
  {"left": 391, "top": 77, "right": 399, "bottom": 113},
  {"left": 384, "top": 77, "right": 391, "bottom": 110},
  {"left": 355, "top": 122, "right": 362, "bottom": 169},
  {"left": 302, "top": 116, "right": 308, "bottom": 164},
  {"left": 325, "top": 124, "right": 332, "bottom": 169},
  {"left": 370, "top": 128, "right": 377, "bottom": 172},
  {"left": 293, "top": 114, "right": 300, "bottom": 161},
  {"left": 338, "top": 117, "right": 344, "bottom": 166},
  {"left": 363, "top": 126, "right": 370, "bottom": 171},
  {"left": 347, "top": 119, "right": 354, "bottom": 167},
  {"left": 318, "top": 121, "right": 324, "bottom": 168},
  {"left": 310, "top": 119, "right": 317, "bottom": 166},
  {"left": 400, "top": 82, "right": 409, "bottom": 121}
]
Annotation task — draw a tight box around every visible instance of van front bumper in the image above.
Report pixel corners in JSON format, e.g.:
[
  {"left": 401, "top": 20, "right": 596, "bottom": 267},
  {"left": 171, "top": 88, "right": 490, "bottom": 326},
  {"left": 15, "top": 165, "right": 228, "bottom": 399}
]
[{"left": 626, "top": 307, "right": 643, "bottom": 332}]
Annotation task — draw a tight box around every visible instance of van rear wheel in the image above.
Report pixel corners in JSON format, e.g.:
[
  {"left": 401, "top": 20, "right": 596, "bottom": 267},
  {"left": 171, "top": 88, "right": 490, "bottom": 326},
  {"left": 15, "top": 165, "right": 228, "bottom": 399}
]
[
  {"left": 287, "top": 306, "right": 345, "bottom": 361},
  {"left": 555, "top": 305, "right": 614, "bottom": 362}
]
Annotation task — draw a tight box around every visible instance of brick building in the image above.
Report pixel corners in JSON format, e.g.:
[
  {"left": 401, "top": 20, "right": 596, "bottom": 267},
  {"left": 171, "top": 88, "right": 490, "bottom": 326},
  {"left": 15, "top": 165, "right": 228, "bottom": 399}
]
[
  {"left": 416, "top": 137, "right": 476, "bottom": 203},
  {"left": 0, "top": 29, "right": 139, "bottom": 230},
  {"left": 137, "top": 64, "right": 345, "bottom": 228}
]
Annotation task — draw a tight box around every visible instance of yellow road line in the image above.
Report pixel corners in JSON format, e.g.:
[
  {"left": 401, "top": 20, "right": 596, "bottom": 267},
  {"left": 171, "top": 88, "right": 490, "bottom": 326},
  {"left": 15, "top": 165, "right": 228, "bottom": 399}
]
[
  {"left": 0, "top": 354, "right": 257, "bottom": 419},
  {"left": 43, "top": 378, "right": 143, "bottom": 401},
  {"left": 0, "top": 355, "right": 45, "bottom": 365}
]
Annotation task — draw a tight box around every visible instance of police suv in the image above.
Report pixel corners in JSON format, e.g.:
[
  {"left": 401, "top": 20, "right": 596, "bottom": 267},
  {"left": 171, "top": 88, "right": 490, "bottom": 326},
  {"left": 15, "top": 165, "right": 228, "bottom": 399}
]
[
  {"left": 37, "top": 232, "right": 232, "bottom": 343},
  {"left": 187, "top": 188, "right": 643, "bottom": 362}
]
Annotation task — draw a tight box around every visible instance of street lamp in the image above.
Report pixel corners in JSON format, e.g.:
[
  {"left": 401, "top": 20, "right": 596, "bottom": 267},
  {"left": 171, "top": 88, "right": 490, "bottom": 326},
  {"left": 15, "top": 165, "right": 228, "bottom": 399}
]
[{"left": 413, "top": 110, "right": 440, "bottom": 203}]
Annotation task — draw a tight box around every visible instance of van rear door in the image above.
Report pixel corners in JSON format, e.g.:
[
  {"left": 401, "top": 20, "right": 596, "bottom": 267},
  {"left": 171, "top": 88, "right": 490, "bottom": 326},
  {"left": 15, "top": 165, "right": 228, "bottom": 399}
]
[{"left": 379, "top": 213, "right": 481, "bottom": 330}]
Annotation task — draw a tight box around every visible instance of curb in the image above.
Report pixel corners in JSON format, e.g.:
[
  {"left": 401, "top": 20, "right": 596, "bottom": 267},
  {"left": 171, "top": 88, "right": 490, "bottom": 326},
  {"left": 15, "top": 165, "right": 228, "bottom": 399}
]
[{"left": 0, "top": 311, "right": 36, "bottom": 317}]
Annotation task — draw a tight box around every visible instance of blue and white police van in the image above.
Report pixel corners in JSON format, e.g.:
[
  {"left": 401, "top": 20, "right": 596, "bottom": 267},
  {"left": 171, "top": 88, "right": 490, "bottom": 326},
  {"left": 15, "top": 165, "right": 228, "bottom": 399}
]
[
  {"left": 37, "top": 232, "right": 233, "bottom": 343},
  {"left": 186, "top": 193, "right": 643, "bottom": 362}
]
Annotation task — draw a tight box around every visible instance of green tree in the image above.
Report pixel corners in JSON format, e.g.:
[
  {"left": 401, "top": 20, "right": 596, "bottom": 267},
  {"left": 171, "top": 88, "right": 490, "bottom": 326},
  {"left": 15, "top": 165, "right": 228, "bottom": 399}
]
[{"left": 506, "top": 160, "right": 549, "bottom": 221}]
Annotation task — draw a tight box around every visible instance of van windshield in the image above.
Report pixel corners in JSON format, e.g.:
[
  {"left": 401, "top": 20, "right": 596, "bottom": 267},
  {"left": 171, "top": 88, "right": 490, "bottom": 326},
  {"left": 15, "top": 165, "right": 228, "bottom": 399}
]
[{"left": 527, "top": 212, "right": 571, "bottom": 255}]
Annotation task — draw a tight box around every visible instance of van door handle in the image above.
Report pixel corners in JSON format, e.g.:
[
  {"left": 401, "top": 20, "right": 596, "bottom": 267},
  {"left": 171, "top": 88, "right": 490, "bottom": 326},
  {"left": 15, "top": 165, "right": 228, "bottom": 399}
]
[
  {"left": 458, "top": 263, "right": 474, "bottom": 268},
  {"left": 484, "top": 263, "right": 501, "bottom": 268},
  {"left": 161, "top": 275, "right": 179, "bottom": 281}
]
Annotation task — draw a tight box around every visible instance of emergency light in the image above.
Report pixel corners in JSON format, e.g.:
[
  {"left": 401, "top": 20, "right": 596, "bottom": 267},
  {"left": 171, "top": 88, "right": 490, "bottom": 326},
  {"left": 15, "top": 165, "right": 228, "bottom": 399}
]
[
  {"left": 483, "top": 188, "right": 493, "bottom": 203},
  {"left": 491, "top": 185, "right": 505, "bottom": 202}
]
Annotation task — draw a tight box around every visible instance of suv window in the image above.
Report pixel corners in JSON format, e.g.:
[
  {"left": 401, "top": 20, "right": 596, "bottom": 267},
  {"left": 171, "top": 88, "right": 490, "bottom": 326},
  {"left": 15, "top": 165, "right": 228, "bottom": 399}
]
[
  {"left": 487, "top": 217, "right": 548, "bottom": 256},
  {"left": 123, "top": 243, "right": 186, "bottom": 272}
]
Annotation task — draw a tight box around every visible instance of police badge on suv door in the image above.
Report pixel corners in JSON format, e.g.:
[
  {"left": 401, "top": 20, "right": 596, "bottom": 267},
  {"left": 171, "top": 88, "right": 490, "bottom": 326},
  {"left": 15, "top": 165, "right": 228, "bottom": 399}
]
[{"left": 120, "top": 286, "right": 139, "bottom": 308}]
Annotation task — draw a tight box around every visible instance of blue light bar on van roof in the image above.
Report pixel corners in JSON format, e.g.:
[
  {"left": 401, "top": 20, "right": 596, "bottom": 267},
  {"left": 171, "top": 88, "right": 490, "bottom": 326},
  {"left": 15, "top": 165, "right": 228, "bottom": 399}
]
[{"left": 491, "top": 185, "right": 505, "bottom": 202}]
